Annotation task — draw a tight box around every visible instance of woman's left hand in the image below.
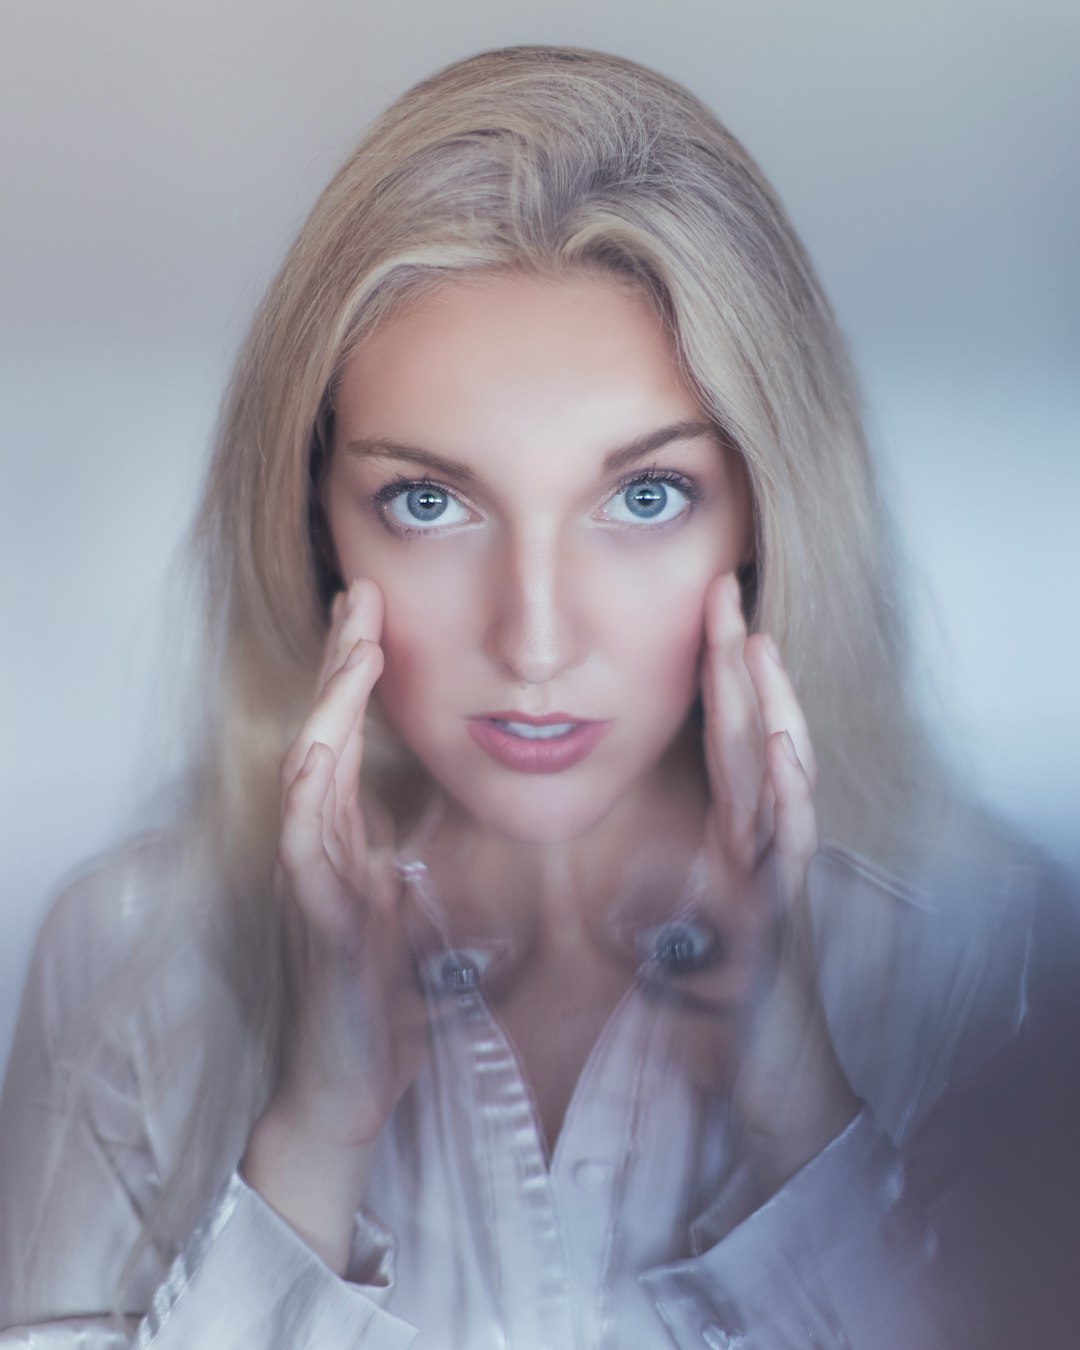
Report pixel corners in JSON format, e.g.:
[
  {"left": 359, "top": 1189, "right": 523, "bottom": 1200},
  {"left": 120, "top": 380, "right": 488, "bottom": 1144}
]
[{"left": 695, "top": 571, "right": 859, "bottom": 1194}]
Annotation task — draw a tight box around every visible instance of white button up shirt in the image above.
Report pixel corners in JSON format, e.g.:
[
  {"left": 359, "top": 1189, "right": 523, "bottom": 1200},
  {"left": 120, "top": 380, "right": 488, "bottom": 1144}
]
[{"left": 1, "top": 840, "right": 1075, "bottom": 1348}]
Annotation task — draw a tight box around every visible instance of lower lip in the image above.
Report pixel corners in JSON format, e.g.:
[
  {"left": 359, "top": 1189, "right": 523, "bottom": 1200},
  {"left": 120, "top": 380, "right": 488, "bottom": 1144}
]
[{"left": 466, "top": 718, "right": 611, "bottom": 774}]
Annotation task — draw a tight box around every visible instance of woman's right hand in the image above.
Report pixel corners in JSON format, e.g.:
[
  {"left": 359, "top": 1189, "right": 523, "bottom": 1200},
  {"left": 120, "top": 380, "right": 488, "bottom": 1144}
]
[{"left": 242, "top": 578, "right": 425, "bottom": 1274}]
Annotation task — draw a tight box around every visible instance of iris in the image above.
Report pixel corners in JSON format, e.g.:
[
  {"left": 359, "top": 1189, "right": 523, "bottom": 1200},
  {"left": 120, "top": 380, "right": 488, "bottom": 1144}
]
[
  {"left": 406, "top": 486, "right": 448, "bottom": 521},
  {"left": 624, "top": 481, "right": 668, "bottom": 519}
]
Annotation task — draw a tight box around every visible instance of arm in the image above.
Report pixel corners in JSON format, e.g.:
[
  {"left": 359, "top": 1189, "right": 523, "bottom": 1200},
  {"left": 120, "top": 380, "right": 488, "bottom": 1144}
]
[
  {"left": 240, "top": 578, "right": 428, "bottom": 1277},
  {"left": 643, "top": 1109, "right": 958, "bottom": 1350},
  {"left": 645, "top": 957, "right": 1080, "bottom": 1350},
  {"left": 638, "top": 575, "right": 1080, "bottom": 1347},
  {"left": 642, "top": 870, "right": 1080, "bottom": 1347},
  {"left": 0, "top": 867, "right": 417, "bottom": 1349}
]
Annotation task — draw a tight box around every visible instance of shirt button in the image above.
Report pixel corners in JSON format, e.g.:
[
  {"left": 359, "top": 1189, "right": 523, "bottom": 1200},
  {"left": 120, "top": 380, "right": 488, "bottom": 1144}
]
[{"left": 572, "top": 1159, "right": 613, "bottom": 1190}]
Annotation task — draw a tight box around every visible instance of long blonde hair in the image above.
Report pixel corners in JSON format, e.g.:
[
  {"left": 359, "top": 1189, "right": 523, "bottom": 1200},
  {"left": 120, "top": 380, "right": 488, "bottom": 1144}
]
[
  {"left": 64, "top": 44, "right": 959, "bottom": 1302},
  {"left": 194, "top": 44, "right": 939, "bottom": 904}
]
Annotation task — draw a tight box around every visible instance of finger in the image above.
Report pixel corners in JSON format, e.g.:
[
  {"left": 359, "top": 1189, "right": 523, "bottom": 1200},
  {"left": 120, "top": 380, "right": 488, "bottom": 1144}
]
[
  {"left": 743, "top": 633, "right": 818, "bottom": 785},
  {"left": 278, "top": 742, "right": 355, "bottom": 938},
  {"left": 701, "top": 572, "right": 766, "bottom": 869},
  {"left": 281, "top": 638, "right": 384, "bottom": 790},
  {"left": 323, "top": 582, "right": 384, "bottom": 831},
  {"left": 765, "top": 730, "right": 818, "bottom": 906},
  {"left": 282, "top": 582, "right": 385, "bottom": 889},
  {"left": 319, "top": 578, "right": 385, "bottom": 687},
  {"left": 331, "top": 654, "right": 386, "bottom": 849},
  {"left": 332, "top": 640, "right": 383, "bottom": 817},
  {"left": 316, "top": 586, "right": 352, "bottom": 685},
  {"left": 320, "top": 769, "right": 356, "bottom": 877}
]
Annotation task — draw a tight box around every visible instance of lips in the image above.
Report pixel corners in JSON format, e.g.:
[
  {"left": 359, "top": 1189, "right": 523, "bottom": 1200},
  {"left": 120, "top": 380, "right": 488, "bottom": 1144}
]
[{"left": 467, "top": 711, "right": 611, "bottom": 774}]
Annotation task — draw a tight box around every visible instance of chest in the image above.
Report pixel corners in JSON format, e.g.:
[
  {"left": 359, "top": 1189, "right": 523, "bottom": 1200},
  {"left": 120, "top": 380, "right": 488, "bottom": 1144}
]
[
  {"left": 367, "top": 983, "right": 731, "bottom": 1350},
  {"left": 491, "top": 945, "right": 634, "bottom": 1153}
]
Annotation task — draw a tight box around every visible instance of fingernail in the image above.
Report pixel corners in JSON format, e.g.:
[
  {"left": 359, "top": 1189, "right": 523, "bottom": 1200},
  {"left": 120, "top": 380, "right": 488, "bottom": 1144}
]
[
  {"left": 780, "top": 730, "right": 799, "bottom": 767},
  {"left": 300, "top": 744, "right": 320, "bottom": 776}
]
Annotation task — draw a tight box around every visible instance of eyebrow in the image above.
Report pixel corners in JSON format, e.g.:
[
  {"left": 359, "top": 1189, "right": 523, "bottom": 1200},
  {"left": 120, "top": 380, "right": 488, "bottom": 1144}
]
[
  {"left": 340, "top": 419, "right": 720, "bottom": 482},
  {"left": 601, "top": 419, "right": 719, "bottom": 473}
]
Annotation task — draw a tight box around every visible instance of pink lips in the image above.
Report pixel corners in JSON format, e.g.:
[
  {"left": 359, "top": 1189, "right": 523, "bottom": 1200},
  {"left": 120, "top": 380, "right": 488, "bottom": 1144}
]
[{"left": 467, "top": 711, "right": 611, "bottom": 774}]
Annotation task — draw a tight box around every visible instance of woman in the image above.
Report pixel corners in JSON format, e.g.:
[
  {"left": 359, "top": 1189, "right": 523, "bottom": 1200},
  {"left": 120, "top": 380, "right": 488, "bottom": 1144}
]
[{"left": 1, "top": 45, "right": 1075, "bottom": 1349}]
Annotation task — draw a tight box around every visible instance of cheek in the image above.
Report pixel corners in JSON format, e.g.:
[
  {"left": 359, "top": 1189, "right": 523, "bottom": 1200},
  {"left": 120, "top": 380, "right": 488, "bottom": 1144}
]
[
  {"left": 369, "top": 552, "right": 484, "bottom": 719},
  {"left": 640, "top": 598, "right": 707, "bottom": 710},
  {"left": 591, "top": 549, "right": 711, "bottom": 696}
]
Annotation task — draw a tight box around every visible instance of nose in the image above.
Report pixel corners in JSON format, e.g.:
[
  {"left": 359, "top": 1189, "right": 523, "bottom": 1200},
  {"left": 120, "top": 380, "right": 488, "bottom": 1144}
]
[{"left": 483, "top": 525, "right": 586, "bottom": 686}]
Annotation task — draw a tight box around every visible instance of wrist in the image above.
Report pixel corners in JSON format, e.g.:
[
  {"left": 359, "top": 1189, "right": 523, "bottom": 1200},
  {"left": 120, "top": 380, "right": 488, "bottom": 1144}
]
[
  {"left": 241, "top": 1098, "right": 380, "bottom": 1276},
  {"left": 742, "top": 1086, "right": 861, "bottom": 1198}
]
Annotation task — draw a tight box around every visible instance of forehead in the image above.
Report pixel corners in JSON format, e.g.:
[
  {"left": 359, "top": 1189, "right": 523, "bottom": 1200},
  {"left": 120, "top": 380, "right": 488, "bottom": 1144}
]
[{"left": 332, "top": 271, "right": 706, "bottom": 481}]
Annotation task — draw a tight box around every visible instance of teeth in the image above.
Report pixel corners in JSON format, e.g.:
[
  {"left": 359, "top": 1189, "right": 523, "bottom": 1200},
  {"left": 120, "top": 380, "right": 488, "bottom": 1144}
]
[{"left": 496, "top": 720, "right": 576, "bottom": 740}]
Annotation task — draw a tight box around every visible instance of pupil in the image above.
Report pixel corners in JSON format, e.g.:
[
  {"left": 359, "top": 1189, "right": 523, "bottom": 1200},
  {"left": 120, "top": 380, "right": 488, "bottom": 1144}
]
[
  {"left": 627, "top": 481, "right": 667, "bottom": 519},
  {"left": 407, "top": 486, "right": 448, "bottom": 521},
  {"left": 440, "top": 953, "right": 480, "bottom": 991}
]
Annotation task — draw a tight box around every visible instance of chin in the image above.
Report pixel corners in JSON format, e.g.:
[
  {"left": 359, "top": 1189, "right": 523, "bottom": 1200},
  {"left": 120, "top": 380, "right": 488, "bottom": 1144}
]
[{"left": 452, "top": 784, "right": 624, "bottom": 847}]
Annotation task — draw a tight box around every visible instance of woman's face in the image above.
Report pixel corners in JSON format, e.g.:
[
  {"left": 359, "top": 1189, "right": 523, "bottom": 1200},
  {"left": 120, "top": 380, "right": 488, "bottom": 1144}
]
[{"left": 325, "top": 272, "right": 752, "bottom": 843}]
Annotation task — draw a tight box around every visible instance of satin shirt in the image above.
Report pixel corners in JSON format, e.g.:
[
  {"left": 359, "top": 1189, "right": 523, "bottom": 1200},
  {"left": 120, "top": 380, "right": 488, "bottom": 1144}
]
[{"left": 1, "top": 839, "right": 1076, "bottom": 1348}]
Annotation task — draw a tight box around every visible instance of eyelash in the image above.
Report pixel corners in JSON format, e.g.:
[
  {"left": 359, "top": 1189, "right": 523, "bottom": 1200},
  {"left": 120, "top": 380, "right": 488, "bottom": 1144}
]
[
  {"left": 605, "top": 468, "right": 703, "bottom": 523},
  {"left": 371, "top": 475, "right": 463, "bottom": 535},
  {"left": 371, "top": 468, "right": 703, "bottom": 536}
]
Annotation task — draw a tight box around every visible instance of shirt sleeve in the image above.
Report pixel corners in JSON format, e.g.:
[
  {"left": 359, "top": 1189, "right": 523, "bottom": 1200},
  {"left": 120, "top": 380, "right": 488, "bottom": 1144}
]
[
  {"left": 127, "top": 1173, "right": 416, "bottom": 1350},
  {"left": 641, "top": 1111, "right": 960, "bottom": 1350},
  {"left": 640, "top": 858, "right": 1080, "bottom": 1350},
  {"left": 0, "top": 872, "right": 418, "bottom": 1350}
]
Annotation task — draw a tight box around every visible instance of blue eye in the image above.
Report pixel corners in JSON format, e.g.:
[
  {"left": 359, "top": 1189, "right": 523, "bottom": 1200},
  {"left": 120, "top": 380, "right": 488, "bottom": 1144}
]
[
  {"left": 382, "top": 481, "right": 471, "bottom": 530},
  {"left": 405, "top": 486, "right": 448, "bottom": 521},
  {"left": 638, "top": 918, "right": 723, "bottom": 976},
  {"left": 604, "top": 475, "right": 694, "bottom": 526},
  {"left": 626, "top": 481, "right": 668, "bottom": 518}
]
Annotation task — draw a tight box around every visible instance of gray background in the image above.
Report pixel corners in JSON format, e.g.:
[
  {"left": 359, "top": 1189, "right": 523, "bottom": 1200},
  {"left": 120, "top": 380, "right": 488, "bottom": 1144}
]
[{"left": 2, "top": 0, "right": 1078, "bottom": 1066}]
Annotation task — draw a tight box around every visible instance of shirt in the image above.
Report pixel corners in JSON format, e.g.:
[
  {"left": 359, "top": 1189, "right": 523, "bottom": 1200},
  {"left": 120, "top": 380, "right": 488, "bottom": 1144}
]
[{"left": 1, "top": 837, "right": 1077, "bottom": 1348}]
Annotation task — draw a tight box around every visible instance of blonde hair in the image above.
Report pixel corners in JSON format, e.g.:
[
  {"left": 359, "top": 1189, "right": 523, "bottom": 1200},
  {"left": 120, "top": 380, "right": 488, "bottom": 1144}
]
[
  {"left": 58, "top": 45, "right": 961, "bottom": 1302},
  {"left": 195, "top": 45, "right": 940, "bottom": 895}
]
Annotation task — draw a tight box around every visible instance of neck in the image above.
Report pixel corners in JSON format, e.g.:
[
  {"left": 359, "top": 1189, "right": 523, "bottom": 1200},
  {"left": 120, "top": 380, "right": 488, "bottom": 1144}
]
[
  {"left": 400, "top": 718, "right": 710, "bottom": 927},
  {"left": 395, "top": 721, "right": 711, "bottom": 1156}
]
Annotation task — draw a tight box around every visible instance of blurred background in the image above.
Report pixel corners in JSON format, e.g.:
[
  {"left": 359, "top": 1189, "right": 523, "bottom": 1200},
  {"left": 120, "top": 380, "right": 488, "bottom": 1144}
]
[{"left": 2, "top": 0, "right": 1077, "bottom": 1066}]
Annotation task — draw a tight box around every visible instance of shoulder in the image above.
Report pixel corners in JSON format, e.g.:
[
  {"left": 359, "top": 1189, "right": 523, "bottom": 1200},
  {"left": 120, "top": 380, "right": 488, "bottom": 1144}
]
[
  {"left": 13, "top": 831, "right": 257, "bottom": 1177},
  {"left": 808, "top": 826, "right": 1078, "bottom": 1140},
  {"left": 30, "top": 834, "right": 181, "bottom": 1001},
  {"left": 37, "top": 832, "right": 174, "bottom": 950},
  {"left": 810, "top": 810, "right": 1073, "bottom": 980},
  {"left": 22, "top": 831, "right": 235, "bottom": 1062}
]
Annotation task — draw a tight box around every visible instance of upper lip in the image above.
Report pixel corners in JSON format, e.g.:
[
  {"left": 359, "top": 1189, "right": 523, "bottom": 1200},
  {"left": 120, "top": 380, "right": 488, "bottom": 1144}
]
[{"left": 478, "top": 710, "right": 594, "bottom": 725}]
